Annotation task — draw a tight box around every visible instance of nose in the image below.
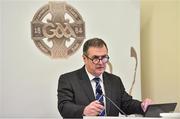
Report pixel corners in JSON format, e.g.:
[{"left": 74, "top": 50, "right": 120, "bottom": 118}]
[{"left": 98, "top": 59, "right": 104, "bottom": 64}]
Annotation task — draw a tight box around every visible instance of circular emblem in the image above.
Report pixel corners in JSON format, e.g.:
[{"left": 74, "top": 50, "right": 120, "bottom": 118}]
[{"left": 31, "top": 1, "right": 85, "bottom": 58}]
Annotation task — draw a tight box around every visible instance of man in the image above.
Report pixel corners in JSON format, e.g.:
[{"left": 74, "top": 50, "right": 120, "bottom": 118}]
[{"left": 57, "top": 38, "right": 152, "bottom": 118}]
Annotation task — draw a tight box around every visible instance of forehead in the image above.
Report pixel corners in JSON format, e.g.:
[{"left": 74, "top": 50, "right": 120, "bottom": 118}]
[{"left": 87, "top": 46, "right": 108, "bottom": 56}]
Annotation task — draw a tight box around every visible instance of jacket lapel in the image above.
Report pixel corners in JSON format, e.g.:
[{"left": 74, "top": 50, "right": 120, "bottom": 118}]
[
  {"left": 103, "top": 73, "right": 112, "bottom": 116},
  {"left": 78, "top": 66, "right": 95, "bottom": 102}
]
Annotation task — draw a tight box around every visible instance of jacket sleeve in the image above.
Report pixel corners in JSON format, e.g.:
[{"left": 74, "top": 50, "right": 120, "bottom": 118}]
[
  {"left": 57, "top": 74, "right": 85, "bottom": 118},
  {"left": 118, "top": 78, "right": 144, "bottom": 115}
]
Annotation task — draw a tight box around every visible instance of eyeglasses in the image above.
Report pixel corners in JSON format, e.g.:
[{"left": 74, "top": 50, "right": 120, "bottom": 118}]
[{"left": 85, "top": 55, "right": 109, "bottom": 64}]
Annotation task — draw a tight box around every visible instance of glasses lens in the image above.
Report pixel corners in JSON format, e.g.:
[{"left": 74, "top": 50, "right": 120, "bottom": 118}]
[
  {"left": 102, "top": 56, "right": 109, "bottom": 63},
  {"left": 92, "top": 58, "right": 99, "bottom": 64}
]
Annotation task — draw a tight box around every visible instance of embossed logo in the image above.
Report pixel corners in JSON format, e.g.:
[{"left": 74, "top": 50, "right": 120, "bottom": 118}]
[{"left": 31, "top": 1, "right": 85, "bottom": 58}]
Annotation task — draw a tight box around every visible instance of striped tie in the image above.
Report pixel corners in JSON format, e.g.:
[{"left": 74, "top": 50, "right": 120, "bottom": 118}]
[{"left": 94, "top": 77, "right": 105, "bottom": 116}]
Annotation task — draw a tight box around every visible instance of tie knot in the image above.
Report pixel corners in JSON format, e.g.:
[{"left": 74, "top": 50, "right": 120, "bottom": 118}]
[{"left": 93, "top": 77, "right": 100, "bottom": 83}]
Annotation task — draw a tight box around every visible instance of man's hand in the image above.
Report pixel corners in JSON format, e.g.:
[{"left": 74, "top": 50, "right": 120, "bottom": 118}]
[
  {"left": 141, "top": 98, "right": 153, "bottom": 112},
  {"left": 83, "top": 100, "right": 104, "bottom": 116}
]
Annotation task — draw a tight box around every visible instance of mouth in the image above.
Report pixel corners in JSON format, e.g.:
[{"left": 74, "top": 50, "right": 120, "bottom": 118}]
[
  {"left": 96, "top": 66, "right": 105, "bottom": 70},
  {"left": 94, "top": 66, "right": 106, "bottom": 76}
]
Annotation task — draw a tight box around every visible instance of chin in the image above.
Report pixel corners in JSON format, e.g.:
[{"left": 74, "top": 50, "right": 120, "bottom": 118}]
[{"left": 95, "top": 71, "right": 104, "bottom": 76}]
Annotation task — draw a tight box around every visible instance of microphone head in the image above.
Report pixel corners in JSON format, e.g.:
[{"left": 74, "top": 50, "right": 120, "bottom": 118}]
[{"left": 96, "top": 89, "right": 103, "bottom": 95}]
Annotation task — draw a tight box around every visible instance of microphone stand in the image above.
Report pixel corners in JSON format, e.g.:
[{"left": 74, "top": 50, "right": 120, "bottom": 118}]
[
  {"left": 97, "top": 89, "right": 127, "bottom": 117},
  {"left": 102, "top": 94, "right": 127, "bottom": 117}
]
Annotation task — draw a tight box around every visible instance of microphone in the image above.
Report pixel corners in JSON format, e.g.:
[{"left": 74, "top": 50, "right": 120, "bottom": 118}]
[{"left": 96, "top": 89, "right": 127, "bottom": 117}]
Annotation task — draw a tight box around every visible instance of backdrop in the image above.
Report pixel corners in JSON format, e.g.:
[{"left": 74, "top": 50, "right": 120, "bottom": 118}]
[{"left": 0, "top": 0, "right": 140, "bottom": 118}]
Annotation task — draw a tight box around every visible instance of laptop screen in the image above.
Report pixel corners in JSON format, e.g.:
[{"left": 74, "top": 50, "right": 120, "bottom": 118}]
[{"left": 144, "top": 102, "right": 177, "bottom": 117}]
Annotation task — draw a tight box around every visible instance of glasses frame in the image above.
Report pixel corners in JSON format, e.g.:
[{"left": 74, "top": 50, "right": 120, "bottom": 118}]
[{"left": 85, "top": 54, "right": 109, "bottom": 64}]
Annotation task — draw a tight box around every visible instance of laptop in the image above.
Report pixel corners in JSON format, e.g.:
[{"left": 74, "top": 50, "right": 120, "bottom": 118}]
[{"left": 144, "top": 102, "right": 177, "bottom": 117}]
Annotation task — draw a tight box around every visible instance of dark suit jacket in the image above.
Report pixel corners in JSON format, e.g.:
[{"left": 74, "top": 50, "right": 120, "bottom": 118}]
[{"left": 57, "top": 66, "right": 144, "bottom": 118}]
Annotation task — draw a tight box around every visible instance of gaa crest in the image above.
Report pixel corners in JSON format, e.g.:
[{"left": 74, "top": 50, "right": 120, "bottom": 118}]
[{"left": 31, "top": 1, "right": 85, "bottom": 58}]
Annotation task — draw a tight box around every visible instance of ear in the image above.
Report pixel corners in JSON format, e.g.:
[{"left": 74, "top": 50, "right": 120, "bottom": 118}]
[
  {"left": 82, "top": 55, "right": 87, "bottom": 64},
  {"left": 82, "top": 55, "right": 86, "bottom": 61}
]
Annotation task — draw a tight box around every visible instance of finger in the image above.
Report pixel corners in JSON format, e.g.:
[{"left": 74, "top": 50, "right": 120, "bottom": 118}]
[
  {"left": 141, "top": 99, "right": 153, "bottom": 112},
  {"left": 96, "top": 102, "right": 105, "bottom": 108},
  {"left": 93, "top": 103, "right": 104, "bottom": 112}
]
